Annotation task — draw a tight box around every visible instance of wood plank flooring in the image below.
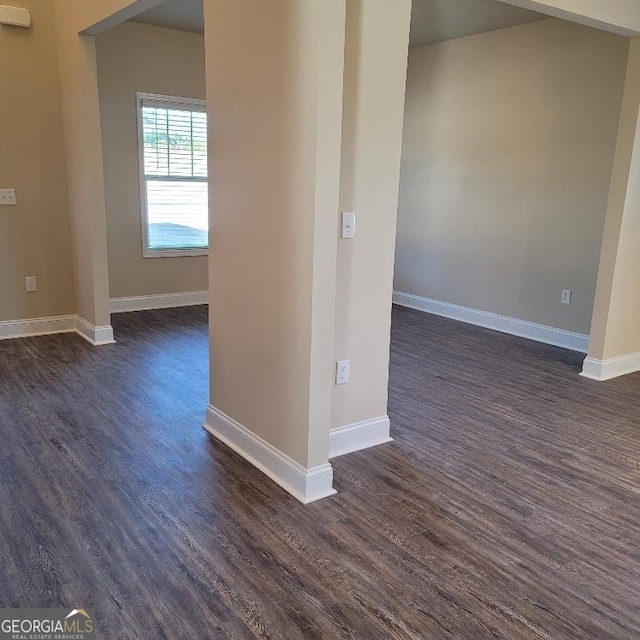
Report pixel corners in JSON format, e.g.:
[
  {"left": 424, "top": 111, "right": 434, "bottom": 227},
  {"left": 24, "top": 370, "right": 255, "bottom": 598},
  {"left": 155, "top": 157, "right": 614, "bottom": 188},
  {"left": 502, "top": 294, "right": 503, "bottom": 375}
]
[{"left": 1, "top": 305, "right": 640, "bottom": 638}]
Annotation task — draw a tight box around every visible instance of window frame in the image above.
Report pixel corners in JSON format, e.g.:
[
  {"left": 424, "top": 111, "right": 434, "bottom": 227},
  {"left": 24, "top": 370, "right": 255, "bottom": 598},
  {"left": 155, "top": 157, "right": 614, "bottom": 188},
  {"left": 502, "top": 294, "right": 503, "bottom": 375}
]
[{"left": 137, "top": 92, "right": 209, "bottom": 259}]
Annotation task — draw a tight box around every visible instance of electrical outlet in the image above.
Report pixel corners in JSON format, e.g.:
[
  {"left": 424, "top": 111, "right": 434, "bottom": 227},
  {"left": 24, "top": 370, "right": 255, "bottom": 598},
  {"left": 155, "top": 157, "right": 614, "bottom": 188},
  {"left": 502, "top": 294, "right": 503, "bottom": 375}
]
[
  {"left": 336, "top": 360, "right": 350, "bottom": 385},
  {"left": 25, "top": 276, "right": 37, "bottom": 292},
  {"left": 0, "top": 189, "right": 16, "bottom": 206},
  {"left": 561, "top": 289, "right": 572, "bottom": 305}
]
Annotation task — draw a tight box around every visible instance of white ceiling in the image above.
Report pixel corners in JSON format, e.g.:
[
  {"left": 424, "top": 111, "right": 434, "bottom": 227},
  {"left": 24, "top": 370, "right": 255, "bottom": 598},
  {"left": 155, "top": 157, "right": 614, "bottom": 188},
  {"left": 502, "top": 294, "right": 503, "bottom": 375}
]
[
  {"left": 130, "top": 0, "right": 548, "bottom": 47},
  {"left": 410, "top": 0, "right": 547, "bottom": 48},
  {"left": 131, "top": 0, "right": 204, "bottom": 34}
]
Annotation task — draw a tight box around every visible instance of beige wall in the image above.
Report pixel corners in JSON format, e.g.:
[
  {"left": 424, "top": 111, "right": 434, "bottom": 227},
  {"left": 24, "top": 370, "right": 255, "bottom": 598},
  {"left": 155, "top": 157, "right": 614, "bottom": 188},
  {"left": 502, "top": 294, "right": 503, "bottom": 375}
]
[
  {"left": 96, "top": 22, "right": 208, "bottom": 299},
  {"left": 395, "top": 19, "right": 628, "bottom": 335},
  {"left": 0, "top": 0, "right": 75, "bottom": 322},
  {"left": 331, "top": 0, "right": 412, "bottom": 430},
  {"left": 205, "top": 0, "right": 346, "bottom": 469},
  {"left": 589, "top": 37, "right": 640, "bottom": 360},
  {"left": 53, "top": 2, "right": 112, "bottom": 327},
  {"left": 51, "top": 0, "right": 163, "bottom": 327}
]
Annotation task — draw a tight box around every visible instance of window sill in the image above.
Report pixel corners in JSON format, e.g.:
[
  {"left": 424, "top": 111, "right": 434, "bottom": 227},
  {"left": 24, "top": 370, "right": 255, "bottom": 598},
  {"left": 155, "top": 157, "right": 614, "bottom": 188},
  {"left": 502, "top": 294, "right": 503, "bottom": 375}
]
[{"left": 143, "top": 249, "right": 209, "bottom": 259}]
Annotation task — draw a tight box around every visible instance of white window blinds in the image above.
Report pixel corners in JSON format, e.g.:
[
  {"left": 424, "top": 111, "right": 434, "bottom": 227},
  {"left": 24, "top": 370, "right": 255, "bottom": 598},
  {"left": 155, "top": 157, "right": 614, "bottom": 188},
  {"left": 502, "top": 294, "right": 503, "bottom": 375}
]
[{"left": 138, "top": 94, "right": 208, "bottom": 255}]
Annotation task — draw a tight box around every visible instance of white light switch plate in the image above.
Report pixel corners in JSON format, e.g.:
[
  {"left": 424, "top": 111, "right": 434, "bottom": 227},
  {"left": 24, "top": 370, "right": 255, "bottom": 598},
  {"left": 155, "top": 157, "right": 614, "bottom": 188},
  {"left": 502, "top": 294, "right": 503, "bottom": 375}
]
[
  {"left": 0, "top": 189, "right": 16, "bottom": 205},
  {"left": 341, "top": 212, "right": 356, "bottom": 239}
]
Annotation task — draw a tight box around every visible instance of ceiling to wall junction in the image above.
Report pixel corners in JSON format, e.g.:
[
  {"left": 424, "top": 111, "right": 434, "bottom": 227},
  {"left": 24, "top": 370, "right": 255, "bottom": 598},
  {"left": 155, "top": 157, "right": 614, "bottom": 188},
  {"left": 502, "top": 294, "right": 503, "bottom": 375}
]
[{"left": 129, "top": 0, "right": 548, "bottom": 47}]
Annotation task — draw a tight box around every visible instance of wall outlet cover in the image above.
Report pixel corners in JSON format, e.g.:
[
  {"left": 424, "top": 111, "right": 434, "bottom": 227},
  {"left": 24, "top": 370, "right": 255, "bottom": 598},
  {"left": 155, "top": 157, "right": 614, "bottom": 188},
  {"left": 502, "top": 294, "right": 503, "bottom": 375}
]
[
  {"left": 336, "top": 359, "right": 350, "bottom": 385},
  {"left": 0, "top": 189, "right": 16, "bottom": 205},
  {"left": 25, "top": 276, "right": 37, "bottom": 292}
]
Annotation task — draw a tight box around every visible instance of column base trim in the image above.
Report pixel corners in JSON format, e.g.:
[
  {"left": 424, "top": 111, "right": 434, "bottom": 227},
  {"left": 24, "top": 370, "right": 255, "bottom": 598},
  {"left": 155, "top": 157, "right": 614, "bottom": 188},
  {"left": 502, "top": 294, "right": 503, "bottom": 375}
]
[
  {"left": 204, "top": 405, "right": 336, "bottom": 504},
  {"left": 581, "top": 353, "right": 640, "bottom": 381},
  {"left": 75, "top": 317, "right": 115, "bottom": 345},
  {"left": 329, "top": 415, "right": 393, "bottom": 458}
]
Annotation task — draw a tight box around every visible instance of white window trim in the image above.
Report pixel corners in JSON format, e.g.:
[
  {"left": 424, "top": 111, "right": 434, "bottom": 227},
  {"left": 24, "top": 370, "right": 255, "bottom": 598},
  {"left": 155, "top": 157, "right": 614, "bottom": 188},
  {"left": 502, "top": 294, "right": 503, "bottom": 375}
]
[{"left": 137, "top": 92, "right": 209, "bottom": 259}]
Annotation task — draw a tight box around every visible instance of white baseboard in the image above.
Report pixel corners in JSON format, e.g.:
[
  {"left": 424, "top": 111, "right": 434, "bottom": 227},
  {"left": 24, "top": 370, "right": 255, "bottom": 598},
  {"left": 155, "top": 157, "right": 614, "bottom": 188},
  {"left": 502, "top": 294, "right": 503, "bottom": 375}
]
[
  {"left": 0, "top": 314, "right": 115, "bottom": 346},
  {"left": 329, "top": 415, "right": 393, "bottom": 459},
  {"left": 75, "top": 316, "right": 115, "bottom": 346},
  {"left": 0, "top": 315, "right": 78, "bottom": 341},
  {"left": 110, "top": 290, "right": 208, "bottom": 313},
  {"left": 393, "top": 291, "right": 589, "bottom": 353},
  {"left": 581, "top": 352, "right": 640, "bottom": 381},
  {"left": 204, "top": 405, "right": 336, "bottom": 504}
]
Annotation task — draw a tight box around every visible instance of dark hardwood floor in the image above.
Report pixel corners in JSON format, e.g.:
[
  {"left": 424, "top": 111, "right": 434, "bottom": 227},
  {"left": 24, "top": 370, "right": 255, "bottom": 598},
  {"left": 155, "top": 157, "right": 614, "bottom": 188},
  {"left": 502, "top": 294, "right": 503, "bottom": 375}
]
[{"left": 1, "top": 305, "right": 640, "bottom": 638}]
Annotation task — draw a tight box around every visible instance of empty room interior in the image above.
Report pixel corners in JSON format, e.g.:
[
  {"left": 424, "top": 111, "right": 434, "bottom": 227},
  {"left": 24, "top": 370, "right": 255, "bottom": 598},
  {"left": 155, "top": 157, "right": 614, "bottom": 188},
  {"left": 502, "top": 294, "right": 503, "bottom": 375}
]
[{"left": 1, "top": 0, "right": 640, "bottom": 637}]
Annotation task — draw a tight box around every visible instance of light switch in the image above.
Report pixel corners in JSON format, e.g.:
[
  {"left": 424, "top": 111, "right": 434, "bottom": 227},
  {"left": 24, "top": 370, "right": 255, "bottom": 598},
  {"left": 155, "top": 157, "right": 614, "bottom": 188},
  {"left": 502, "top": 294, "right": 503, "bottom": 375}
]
[
  {"left": 0, "top": 189, "right": 16, "bottom": 206},
  {"left": 341, "top": 212, "right": 356, "bottom": 239}
]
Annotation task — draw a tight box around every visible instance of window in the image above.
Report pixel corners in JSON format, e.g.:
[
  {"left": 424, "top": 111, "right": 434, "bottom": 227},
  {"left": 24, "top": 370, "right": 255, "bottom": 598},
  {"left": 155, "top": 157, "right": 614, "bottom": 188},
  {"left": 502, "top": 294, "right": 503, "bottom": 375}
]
[{"left": 137, "top": 92, "right": 208, "bottom": 257}]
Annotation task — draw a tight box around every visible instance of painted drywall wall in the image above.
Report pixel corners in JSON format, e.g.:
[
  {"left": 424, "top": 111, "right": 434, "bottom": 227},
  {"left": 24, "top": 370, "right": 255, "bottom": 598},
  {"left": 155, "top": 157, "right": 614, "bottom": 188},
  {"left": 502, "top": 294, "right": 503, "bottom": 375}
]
[
  {"left": 51, "top": 0, "right": 165, "bottom": 327},
  {"left": 53, "top": 2, "right": 111, "bottom": 327},
  {"left": 205, "top": 0, "right": 345, "bottom": 469},
  {"left": 96, "top": 21, "right": 208, "bottom": 299},
  {"left": 395, "top": 19, "right": 628, "bottom": 336},
  {"left": 0, "top": 0, "right": 75, "bottom": 322},
  {"left": 588, "top": 38, "right": 640, "bottom": 361},
  {"left": 331, "top": 0, "right": 412, "bottom": 430}
]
